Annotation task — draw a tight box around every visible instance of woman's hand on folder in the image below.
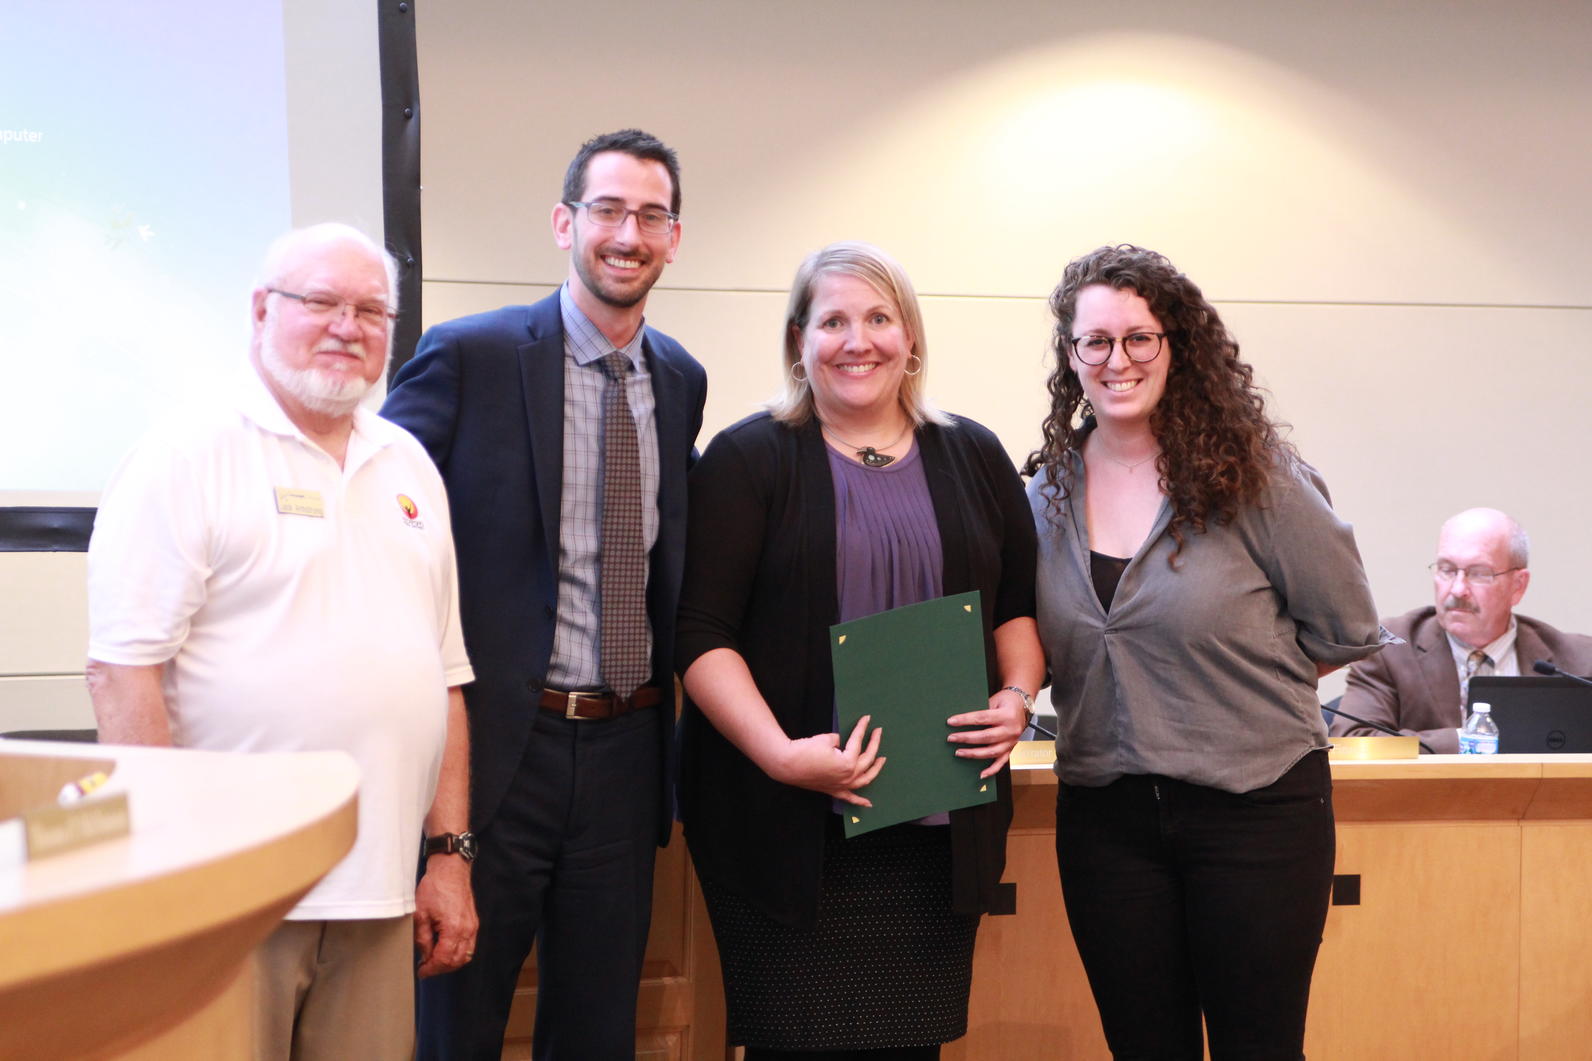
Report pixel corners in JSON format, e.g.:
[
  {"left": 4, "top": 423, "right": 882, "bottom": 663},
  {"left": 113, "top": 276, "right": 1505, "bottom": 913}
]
[
  {"left": 947, "top": 691, "right": 1029, "bottom": 778},
  {"left": 771, "top": 714, "right": 886, "bottom": 807},
  {"left": 948, "top": 616, "right": 1046, "bottom": 778}
]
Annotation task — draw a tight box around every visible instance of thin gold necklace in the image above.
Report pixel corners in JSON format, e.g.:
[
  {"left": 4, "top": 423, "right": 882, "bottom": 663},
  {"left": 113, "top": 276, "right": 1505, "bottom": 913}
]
[
  {"left": 1102, "top": 451, "right": 1157, "bottom": 472},
  {"left": 1092, "top": 438, "right": 1159, "bottom": 472}
]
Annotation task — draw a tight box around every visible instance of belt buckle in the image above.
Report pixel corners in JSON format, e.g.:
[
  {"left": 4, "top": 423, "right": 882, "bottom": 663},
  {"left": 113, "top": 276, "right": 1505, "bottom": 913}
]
[{"left": 565, "top": 691, "right": 587, "bottom": 720}]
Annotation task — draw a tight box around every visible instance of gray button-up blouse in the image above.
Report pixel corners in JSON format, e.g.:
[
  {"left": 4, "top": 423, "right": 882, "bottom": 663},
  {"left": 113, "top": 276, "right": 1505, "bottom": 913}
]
[{"left": 1030, "top": 452, "right": 1387, "bottom": 794}]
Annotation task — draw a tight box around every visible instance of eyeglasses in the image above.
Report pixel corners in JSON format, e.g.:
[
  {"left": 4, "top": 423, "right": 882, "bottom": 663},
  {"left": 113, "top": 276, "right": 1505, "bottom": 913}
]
[
  {"left": 565, "top": 200, "right": 678, "bottom": 235},
  {"left": 1069, "top": 332, "right": 1166, "bottom": 366},
  {"left": 1429, "top": 561, "right": 1522, "bottom": 585},
  {"left": 268, "top": 288, "right": 396, "bottom": 327}
]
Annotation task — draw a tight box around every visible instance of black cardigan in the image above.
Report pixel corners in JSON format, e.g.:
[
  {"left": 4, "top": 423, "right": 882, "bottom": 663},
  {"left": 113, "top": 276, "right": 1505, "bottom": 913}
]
[{"left": 675, "top": 412, "right": 1037, "bottom": 929}]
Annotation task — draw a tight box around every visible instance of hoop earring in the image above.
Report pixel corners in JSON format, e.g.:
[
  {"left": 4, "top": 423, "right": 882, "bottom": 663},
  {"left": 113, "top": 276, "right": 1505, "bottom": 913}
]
[
  {"left": 904, "top": 354, "right": 922, "bottom": 377},
  {"left": 790, "top": 362, "right": 808, "bottom": 383}
]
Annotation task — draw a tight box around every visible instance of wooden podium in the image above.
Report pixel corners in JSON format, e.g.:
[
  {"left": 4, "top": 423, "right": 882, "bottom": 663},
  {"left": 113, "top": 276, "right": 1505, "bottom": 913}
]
[{"left": 0, "top": 741, "right": 358, "bottom": 1061}]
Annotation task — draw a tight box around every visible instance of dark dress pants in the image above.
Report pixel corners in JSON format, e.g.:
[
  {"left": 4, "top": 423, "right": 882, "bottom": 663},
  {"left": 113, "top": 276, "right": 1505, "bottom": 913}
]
[
  {"left": 1055, "top": 750, "right": 1334, "bottom": 1061},
  {"left": 417, "top": 706, "right": 662, "bottom": 1060}
]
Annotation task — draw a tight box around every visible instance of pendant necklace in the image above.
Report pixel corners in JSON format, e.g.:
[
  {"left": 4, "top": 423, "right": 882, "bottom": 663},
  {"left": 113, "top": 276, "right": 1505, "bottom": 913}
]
[{"left": 821, "top": 422, "right": 912, "bottom": 468}]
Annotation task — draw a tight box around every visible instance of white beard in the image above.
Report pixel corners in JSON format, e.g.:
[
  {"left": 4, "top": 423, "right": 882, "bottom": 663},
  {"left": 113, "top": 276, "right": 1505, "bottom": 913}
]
[{"left": 258, "top": 314, "right": 373, "bottom": 417}]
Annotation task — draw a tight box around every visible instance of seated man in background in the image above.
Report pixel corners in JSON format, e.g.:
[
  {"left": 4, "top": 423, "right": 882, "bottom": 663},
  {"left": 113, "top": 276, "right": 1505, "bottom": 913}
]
[
  {"left": 86, "top": 223, "right": 476, "bottom": 1061},
  {"left": 1332, "top": 507, "right": 1592, "bottom": 752}
]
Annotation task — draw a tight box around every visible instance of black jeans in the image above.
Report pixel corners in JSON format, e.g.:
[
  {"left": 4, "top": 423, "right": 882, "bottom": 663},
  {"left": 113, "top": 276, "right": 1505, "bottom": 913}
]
[{"left": 1056, "top": 751, "right": 1334, "bottom": 1061}]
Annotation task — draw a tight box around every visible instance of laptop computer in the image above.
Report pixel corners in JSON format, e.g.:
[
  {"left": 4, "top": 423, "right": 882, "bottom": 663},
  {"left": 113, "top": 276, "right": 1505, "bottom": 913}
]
[{"left": 1467, "top": 675, "right": 1592, "bottom": 753}]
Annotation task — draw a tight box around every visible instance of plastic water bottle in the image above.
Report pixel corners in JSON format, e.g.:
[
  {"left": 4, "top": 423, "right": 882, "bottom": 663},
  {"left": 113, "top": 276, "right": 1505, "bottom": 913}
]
[{"left": 1459, "top": 701, "right": 1500, "bottom": 755}]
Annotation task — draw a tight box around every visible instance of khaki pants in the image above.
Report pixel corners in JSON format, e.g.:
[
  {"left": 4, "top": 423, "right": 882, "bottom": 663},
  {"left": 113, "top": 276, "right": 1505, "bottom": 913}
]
[{"left": 254, "top": 915, "right": 414, "bottom": 1061}]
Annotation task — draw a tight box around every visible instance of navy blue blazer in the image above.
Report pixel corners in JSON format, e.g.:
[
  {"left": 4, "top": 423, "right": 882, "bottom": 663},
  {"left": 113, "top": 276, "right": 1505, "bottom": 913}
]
[{"left": 381, "top": 291, "right": 707, "bottom": 842}]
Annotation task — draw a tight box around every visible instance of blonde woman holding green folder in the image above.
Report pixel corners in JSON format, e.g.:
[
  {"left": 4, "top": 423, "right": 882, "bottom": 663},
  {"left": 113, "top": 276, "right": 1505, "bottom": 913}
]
[{"left": 676, "top": 242, "right": 1042, "bottom": 1060}]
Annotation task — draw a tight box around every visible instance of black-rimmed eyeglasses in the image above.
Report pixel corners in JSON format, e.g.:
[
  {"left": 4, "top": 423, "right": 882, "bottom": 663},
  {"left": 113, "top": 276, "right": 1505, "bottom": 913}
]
[{"left": 1069, "top": 332, "right": 1166, "bottom": 366}]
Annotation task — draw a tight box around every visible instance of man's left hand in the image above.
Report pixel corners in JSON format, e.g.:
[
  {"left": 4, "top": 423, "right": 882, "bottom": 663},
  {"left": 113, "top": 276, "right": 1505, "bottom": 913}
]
[{"left": 414, "top": 854, "right": 478, "bottom": 978}]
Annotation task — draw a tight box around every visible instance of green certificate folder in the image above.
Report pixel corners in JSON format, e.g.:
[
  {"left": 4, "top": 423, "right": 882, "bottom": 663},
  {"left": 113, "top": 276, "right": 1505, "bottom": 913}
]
[{"left": 830, "top": 590, "right": 996, "bottom": 838}]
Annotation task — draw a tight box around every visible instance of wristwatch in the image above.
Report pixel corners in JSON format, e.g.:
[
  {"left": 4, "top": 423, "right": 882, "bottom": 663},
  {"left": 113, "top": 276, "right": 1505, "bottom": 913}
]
[
  {"left": 1002, "top": 685, "right": 1036, "bottom": 729},
  {"left": 424, "top": 831, "right": 478, "bottom": 862}
]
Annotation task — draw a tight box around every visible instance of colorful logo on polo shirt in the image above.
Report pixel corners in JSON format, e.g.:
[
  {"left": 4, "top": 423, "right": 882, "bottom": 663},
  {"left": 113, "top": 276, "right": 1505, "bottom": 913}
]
[{"left": 397, "top": 493, "right": 424, "bottom": 529}]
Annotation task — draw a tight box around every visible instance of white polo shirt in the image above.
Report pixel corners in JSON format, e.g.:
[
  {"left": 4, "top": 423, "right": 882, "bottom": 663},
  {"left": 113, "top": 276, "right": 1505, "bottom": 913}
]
[{"left": 88, "top": 372, "right": 474, "bottom": 919}]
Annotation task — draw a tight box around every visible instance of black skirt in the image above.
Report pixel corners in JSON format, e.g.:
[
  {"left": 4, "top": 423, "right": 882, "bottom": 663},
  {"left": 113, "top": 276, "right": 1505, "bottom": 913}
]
[{"left": 700, "top": 818, "right": 979, "bottom": 1050}]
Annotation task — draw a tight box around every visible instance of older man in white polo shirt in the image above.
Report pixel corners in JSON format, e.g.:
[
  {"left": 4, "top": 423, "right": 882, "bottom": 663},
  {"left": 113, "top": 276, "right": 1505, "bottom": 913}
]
[{"left": 86, "top": 223, "right": 476, "bottom": 1061}]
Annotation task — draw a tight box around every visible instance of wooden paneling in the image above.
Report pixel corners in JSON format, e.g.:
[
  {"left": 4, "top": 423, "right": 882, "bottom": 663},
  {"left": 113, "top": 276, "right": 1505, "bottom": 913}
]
[
  {"left": 966, "top": 761, "right": 1592, "bottom": 1061},
  {"left": 1520, "top": 823, "right": 1592, "bottom": 1056},
  {"left": 500, "top": 823, "right": 727, "bottom": 1060},
  {"left": 947, "top": 824, "right": 1110, "bottom": 1059},
  {"left": 1309, "top": 822, "right": 1521, "bottom": 1059},
  {"left": 498, "top": 758, "right": 1592, "bottom": 1059}
]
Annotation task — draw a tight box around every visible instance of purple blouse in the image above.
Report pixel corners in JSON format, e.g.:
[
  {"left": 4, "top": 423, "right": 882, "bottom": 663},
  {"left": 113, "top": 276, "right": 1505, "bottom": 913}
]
[
  {"left": 827, "top": 439, "right": 948, "bottom": 824},
  {"left": 828, "top": 440, "right": 943, "bottom": 622}
]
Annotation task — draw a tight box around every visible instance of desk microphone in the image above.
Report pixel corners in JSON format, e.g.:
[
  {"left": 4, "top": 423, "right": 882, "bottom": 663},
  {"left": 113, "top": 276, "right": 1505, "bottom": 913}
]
[
  {"left": 1320, "top": 703, "right": 1437, "bottom": 755},
  {"left": 1531, "top": 659, "right": 1592, "bottom": 689}
]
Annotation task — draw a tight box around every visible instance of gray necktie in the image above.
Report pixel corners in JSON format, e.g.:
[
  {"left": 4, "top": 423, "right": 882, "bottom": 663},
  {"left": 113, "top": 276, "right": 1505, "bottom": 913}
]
[{"left": 599, "top": 352, "right": 648, "bottom": 698}]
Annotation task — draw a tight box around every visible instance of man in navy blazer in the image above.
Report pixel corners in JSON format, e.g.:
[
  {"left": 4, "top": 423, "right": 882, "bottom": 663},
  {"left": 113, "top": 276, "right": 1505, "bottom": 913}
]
[{"left": 383, "top": 129, "right": 706, "bottom": 1060}]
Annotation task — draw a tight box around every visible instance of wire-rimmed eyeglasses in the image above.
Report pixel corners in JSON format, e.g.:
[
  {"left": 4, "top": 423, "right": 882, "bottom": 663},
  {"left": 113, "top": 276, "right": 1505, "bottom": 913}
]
[
  {"left": 1428, "top": 561, "right": 1522, "bottom": 586},
  {"left": 565, "top": 200, "right": 678, "bottom": 236},
  {"left": 267, "top": 288, "right": 396, "bottom": 326}
]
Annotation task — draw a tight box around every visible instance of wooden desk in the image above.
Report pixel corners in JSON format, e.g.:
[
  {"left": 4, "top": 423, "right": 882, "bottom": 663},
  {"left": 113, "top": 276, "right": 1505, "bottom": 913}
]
[
  {"left": 941, "top": 752, "right": 1592, "bottom": 1060},
  {"left": 494, "top": 752, "right": 1592, "bottom": 1059},
  {"left": 0, "top": 741, "right": 358, "bottom": 1061},
  {"left": 1315, "top": 756, "right": 1592, "bottom": 1060}
]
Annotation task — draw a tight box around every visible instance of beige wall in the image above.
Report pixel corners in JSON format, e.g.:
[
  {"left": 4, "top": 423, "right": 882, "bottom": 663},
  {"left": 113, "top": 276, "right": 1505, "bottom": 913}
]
[
  {"left": 416, "top": 0, "right": 1592, "bottom": 702},
  {"left": 6, "top": 0, "right": 1589, "bottom": 730}
]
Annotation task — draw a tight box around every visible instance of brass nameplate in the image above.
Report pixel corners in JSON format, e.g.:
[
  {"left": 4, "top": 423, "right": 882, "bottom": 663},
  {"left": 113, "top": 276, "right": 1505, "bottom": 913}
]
[
  {"left": 1011, "top": 740, "right": 1057, "bottom": 767},
  {"left": 1328, "top": 736, "right": 1421, "bottom": 761},
  {"left": 274, "top": 487, "right": 325, "bottom": 517},
  {"left": 23, "top": 793, "right": 131, "bottom": 859}
]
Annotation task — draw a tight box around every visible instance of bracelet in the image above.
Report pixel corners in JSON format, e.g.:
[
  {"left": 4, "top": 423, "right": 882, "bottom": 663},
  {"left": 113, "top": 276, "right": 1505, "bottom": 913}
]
[{"left": 1001, "top": 685, "right": 1035, "bottom": 726}]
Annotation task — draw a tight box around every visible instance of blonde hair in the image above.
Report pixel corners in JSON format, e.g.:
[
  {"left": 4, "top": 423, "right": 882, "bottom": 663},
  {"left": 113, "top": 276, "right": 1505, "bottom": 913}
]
[{"left": 767, "top": 241, "right": 948, "bottom": 426}]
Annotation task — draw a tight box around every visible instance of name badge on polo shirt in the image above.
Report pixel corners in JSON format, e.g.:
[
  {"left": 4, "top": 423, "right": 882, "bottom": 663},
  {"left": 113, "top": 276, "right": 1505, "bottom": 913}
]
[{"left": 274, "top": 487, "right": 325, "bottom": 518}]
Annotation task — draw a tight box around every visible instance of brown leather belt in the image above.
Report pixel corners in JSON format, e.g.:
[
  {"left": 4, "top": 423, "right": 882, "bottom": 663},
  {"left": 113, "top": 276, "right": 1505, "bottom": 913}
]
[{"left": 537, "top": 685, "right": 662, "bottom": 721}]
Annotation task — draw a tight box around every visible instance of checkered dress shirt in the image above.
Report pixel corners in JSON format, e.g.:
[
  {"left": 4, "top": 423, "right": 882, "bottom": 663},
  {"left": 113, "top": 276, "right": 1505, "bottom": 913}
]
[{"left": 545, "top": 285, "right": 660, "bottom": 691}]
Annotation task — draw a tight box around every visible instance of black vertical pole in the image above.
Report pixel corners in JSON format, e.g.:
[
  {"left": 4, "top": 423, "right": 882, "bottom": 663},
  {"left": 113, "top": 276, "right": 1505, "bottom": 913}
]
[{"left": 378, "top": 0, "right": 423, "bottom": 376}]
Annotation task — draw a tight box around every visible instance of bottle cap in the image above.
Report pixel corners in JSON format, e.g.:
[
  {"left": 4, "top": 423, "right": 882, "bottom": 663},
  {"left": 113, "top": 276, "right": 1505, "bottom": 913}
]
[{"left": 1473, "top": 701, "right": 1492, "bottom": 713}]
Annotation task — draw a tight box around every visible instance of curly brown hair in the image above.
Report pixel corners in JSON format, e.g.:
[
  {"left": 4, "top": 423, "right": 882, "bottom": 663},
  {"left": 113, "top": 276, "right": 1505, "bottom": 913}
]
[{"left": 1023, "top": 245, "right": 1294, "bottom": 559}]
